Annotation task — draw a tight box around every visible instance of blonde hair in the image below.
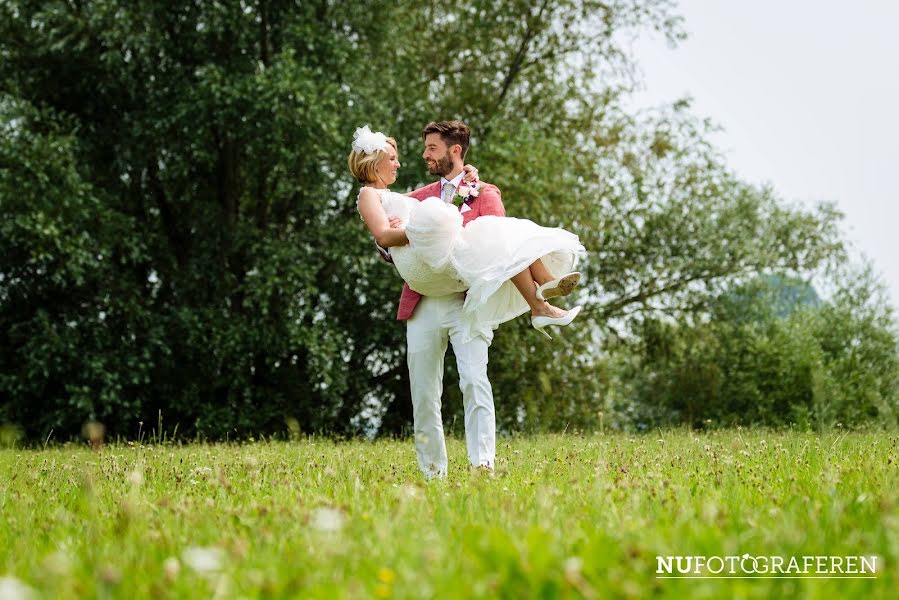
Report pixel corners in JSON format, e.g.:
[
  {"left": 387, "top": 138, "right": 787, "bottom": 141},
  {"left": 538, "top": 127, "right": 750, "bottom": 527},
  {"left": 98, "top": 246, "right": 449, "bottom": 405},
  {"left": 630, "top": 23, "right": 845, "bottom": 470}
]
[{"left": 348, "top": 137, "right": 398, "bottom": 185}]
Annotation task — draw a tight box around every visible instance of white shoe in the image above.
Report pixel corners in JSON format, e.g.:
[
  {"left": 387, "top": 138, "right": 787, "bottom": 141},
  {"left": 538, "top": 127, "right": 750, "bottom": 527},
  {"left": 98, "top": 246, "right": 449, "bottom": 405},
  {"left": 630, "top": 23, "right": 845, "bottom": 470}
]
[
  {"left": 531, "top": 306, "right": 582, "bottom": 340},
  {"left": 535, "top": 272, "right": 581, "bottom": 301}
]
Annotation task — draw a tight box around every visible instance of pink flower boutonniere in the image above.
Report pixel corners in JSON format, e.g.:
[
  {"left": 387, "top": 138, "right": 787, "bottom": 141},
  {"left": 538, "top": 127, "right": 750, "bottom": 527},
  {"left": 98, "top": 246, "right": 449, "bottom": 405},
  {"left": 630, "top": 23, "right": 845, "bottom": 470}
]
[{"left": 453, "top": 182, "right": 482, "bottom": 207}]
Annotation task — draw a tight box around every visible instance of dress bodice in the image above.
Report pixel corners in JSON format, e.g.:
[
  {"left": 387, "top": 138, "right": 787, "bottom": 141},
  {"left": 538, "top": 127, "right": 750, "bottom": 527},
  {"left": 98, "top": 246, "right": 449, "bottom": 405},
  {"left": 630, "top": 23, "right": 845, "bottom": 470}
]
[{"left": 359, "top": 187, "right": 467, "bottom": 297}]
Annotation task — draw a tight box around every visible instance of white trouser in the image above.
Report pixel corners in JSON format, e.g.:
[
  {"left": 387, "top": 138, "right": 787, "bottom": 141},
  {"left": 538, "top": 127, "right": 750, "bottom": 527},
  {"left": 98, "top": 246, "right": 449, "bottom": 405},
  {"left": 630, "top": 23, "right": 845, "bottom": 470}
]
[{"left": 406, "top": 293, "right": 495, "bottom": 478}]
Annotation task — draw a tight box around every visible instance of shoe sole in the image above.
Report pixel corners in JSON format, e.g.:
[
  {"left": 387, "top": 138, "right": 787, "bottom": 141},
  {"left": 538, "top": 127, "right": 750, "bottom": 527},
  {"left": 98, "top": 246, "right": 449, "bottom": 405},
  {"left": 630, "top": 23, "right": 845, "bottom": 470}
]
[{"left": 540, "top": 273, "right": 581, "bottom": 300}]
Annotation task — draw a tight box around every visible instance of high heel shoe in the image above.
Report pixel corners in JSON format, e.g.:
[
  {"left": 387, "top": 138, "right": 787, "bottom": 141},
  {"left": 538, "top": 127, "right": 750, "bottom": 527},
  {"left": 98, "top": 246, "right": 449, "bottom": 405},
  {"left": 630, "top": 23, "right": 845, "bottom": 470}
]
[
  {"left": 531, "top": 306, "right": 582, "bottom": 339},
  {"left": 535, "top": 272, "right": 581, "bottom": 301}
]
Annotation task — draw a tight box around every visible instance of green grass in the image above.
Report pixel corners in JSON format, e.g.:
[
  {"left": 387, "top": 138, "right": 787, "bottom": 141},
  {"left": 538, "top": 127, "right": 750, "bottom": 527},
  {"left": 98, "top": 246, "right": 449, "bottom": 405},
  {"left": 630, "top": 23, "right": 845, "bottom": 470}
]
[{"left": 1, "top": 430, "right": 897, "bottom": 598}]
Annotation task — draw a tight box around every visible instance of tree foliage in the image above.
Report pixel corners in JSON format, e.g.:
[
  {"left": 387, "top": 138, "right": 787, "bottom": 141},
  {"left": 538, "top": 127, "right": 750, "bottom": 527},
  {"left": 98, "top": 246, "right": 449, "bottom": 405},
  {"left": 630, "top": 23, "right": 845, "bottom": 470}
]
[
  {"left": 611, "top": 269, "right": 899, "bottom": 430},
  {"left": 1, "top": 0, "right": 892, "bottom": 440}
]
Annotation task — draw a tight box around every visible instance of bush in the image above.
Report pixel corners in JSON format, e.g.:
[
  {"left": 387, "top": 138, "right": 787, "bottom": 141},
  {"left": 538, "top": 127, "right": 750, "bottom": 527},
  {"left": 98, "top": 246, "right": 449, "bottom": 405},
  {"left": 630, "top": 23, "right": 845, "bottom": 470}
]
[{"left": 611, "top": 271, "right": 899, "bottom": 430}]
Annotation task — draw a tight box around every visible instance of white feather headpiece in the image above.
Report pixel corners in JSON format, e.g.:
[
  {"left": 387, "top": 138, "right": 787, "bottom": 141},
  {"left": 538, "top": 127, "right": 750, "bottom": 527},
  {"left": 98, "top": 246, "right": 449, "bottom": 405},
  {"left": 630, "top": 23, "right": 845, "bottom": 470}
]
[{"left": 352, "top": 125, "right": 389, "bottom": 154}]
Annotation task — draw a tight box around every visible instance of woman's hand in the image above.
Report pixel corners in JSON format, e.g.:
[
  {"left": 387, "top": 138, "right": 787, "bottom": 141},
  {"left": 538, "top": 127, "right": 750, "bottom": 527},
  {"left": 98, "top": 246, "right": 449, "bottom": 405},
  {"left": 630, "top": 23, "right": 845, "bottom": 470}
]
[{"left": 462, "top": 164, "right": 479, "bottom": 183}]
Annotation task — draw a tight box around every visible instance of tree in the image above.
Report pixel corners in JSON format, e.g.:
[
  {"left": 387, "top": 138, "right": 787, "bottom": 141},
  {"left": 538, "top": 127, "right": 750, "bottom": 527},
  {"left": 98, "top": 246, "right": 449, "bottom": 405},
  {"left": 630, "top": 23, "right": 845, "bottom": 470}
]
[
  {"left": 0, "top": 0, "right": 872, "bottom": 440},
  {"left": 610, "top": 268, "right": 898, "bottom": 430}
]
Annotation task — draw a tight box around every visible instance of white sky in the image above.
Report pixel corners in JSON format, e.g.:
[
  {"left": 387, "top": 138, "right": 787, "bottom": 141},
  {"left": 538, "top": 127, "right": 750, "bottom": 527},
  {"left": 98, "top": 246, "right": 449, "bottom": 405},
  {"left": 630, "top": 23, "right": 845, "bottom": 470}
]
[{"left": 628, "top": 0, "right": 899, "bottom": 308}]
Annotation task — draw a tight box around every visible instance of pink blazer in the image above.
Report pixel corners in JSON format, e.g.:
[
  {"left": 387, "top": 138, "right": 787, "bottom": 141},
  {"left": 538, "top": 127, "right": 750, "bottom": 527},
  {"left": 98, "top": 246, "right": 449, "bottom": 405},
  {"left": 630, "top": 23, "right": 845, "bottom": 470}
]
[{"left": 396, "top": 180, "right": 506, "bottom": 320}]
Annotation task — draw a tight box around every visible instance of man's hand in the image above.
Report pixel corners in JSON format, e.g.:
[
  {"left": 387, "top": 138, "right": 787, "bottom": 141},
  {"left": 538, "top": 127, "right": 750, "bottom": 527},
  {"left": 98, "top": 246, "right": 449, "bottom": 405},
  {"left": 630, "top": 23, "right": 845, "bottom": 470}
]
[
  {"left": 376, "top": 242, "right": 393, "bottom": 263},
  {"left": 376, "top": 217, "right": 403, "bottom": 263}
]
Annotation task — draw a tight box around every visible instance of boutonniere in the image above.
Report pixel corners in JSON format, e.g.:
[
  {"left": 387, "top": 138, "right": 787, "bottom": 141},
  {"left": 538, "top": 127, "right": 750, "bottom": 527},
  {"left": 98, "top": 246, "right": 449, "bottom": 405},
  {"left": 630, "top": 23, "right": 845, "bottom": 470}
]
[{"left": 453, "top": 182, "right": 482, "bottom": 207}]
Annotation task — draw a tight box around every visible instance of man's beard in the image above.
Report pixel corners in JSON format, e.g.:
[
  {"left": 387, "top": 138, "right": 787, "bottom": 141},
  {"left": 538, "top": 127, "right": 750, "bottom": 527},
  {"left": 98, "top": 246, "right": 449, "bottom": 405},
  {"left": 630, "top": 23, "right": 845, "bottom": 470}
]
[{"left": 426, "top": 152, "right": 453, "bottom": 177}]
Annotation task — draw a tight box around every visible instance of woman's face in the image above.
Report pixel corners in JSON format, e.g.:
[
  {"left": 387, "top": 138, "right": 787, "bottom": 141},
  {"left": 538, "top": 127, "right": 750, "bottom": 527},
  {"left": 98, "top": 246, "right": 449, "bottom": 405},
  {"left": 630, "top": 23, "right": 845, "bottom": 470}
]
[{"left": 375, "top": 145, "right": 401, "bottom": 186}]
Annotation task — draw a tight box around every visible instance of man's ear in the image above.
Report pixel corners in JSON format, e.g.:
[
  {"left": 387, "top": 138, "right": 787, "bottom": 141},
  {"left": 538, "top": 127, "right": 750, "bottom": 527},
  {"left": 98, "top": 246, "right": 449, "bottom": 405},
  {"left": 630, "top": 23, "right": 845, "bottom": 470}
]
[{"left": 451, "top": 144, "right": 462, "bottom": 158}]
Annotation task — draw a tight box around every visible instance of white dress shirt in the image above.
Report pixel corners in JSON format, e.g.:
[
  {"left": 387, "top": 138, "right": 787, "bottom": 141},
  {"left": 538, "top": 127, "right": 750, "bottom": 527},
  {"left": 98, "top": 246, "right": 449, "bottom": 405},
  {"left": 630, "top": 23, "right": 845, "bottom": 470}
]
[{"left": 439, "top": 172, "right": 465, "bottom": 203}]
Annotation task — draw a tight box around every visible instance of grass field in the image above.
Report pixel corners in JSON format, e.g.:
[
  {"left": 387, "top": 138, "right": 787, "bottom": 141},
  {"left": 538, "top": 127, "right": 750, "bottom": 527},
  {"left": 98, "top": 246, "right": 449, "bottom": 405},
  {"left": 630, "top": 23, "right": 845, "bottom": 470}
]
[{"left": 1, "top": 430, "right": 897, "bottom": 598}]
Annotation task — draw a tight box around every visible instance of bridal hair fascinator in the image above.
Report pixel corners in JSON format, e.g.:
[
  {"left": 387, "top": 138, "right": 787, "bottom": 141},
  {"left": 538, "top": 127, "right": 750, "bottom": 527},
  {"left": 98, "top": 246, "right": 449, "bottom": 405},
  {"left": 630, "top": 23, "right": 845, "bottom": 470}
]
[{"left": 352, "top": 125, "right": 389, "bottom": 154}]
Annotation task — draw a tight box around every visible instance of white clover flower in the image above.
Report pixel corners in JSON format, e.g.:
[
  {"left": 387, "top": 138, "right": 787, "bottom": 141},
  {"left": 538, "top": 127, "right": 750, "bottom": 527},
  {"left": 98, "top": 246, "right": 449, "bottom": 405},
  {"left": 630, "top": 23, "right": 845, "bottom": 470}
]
[
  {"left": 0, "top": 576, "right": 36, "bottom": 600},
  {"left": 398, "top": 484, "right": 422, "bottom": 500},
  {"left": 128, "top": 469, "right": 144, "bottom": 487},
  {"left": 182, "top": 547, "right": 225, "bottom": 575},
  {"left": 310, "top": 507, "right": 345, "bottom": 532},
  {"left": 191, "top": 466, "right": 213, "bottom": 478},
  {"left": 563, "top": 556, "right": 583, "bottom": 579},
  {"left": 43, "top": 551, "right": 72, "bottom": 576},
  {"left": 163, "top": 557, "right": 181, "bottom": 581}
]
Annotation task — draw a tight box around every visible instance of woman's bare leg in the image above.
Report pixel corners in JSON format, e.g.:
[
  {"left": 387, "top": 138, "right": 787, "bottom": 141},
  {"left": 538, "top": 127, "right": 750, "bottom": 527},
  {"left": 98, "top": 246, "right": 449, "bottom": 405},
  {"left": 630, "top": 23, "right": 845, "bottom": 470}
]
[
  {"left": 511, "top": 265, "right": 565, "bottom": 318},
  {"left": 529, "top": 259, "right": 555, "bottom": 286}
]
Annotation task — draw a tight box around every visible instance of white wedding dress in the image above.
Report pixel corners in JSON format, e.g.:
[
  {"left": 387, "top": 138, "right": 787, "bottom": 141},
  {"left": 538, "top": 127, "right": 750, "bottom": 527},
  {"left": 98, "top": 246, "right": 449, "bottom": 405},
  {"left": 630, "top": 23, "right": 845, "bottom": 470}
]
[{"left": 365, "top": 188, "right": 586, "bottom": 341}]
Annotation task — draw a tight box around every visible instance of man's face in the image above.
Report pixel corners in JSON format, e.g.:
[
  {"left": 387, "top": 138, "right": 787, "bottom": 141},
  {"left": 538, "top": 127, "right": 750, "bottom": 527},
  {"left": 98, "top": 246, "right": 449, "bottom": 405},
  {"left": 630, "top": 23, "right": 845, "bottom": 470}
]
[{"left": 422, "top": 133, "right": 454, "bottom": 177}]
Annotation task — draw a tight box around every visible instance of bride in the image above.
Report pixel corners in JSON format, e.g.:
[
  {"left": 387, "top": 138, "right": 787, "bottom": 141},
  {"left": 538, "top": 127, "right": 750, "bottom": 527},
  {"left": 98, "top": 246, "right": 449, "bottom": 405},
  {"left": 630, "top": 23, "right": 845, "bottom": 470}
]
[{"left": 350, "top": 126, "right": 586, "bottom": 340}]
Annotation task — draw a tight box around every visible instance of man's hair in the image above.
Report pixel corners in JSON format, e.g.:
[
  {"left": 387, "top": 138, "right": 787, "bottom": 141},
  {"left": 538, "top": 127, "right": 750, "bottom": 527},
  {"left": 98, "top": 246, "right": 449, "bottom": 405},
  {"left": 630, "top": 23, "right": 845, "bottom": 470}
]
[{"left": 421, "top": 120, "right": 470, "bottom": 160}]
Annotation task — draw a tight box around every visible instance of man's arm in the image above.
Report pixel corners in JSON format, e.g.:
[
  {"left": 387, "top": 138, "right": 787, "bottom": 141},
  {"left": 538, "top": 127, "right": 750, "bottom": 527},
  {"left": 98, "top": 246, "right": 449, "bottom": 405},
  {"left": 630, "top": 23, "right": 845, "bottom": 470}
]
[
  {"left": 476, "top": 183, "right": 505, "bottom": 217},
  {"left": 375, "top": 242, "right": 393, "bottom": 264}
]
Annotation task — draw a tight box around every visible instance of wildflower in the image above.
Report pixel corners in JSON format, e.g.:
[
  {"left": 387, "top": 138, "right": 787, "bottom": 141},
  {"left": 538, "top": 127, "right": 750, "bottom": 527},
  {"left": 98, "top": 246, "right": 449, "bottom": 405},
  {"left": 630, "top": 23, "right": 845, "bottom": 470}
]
[
  {"left": 99, "top": 566, "right": 121, "bottom": 585},
  {"left": 564, "top": 556, "right": 583, "bottom": 579},
  {"left": 398, "top": 484, "right": 421, "bottom": 500},
  {"left": 310, "top": 507, "right": 345, "bottom": 532},
  {"left": 43, "top": 551, "right": 72, "bottom": 576},
  {"left": 377, "top": 568, "right": 396, "bottom": 584},
  {"left": 163, "top": 557, "right": 181, "bottom": 582},
  {"left": 128, "top": 469, "right": 144, "bottom": 487},
  {"left": 0, "top": 576, "right": 36, "bottom": 600},
  {"left": 182, "top": 547, "right": 225, "bottom": 575}
]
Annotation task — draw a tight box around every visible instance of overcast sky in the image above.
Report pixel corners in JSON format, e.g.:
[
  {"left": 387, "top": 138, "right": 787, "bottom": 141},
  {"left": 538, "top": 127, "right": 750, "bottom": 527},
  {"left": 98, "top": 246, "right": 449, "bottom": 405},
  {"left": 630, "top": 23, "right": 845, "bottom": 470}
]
[{"left": 628, "top": 0, "right": 899, "bottom": 308}]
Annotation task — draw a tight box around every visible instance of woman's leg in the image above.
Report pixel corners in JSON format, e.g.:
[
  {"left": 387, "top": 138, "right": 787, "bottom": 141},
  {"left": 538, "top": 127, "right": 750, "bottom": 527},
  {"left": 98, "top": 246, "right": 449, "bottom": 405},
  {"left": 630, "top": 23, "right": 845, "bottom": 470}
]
[
  {"left": 511, "top": 264, "right": 566, "bottom": 318},
  {"left": 531, "top": 259, "right": 581, "bottom": 301},
  {"left": 528, "top": 258, "right": 555, "bottom": 286}
]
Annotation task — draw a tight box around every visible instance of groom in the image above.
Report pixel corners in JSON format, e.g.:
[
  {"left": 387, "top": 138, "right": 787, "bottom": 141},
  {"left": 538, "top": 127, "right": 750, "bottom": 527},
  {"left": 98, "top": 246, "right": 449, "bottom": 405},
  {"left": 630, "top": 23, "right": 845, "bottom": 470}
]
[{"left": 390, "top": 120, "right": 505, "bottom": 478}]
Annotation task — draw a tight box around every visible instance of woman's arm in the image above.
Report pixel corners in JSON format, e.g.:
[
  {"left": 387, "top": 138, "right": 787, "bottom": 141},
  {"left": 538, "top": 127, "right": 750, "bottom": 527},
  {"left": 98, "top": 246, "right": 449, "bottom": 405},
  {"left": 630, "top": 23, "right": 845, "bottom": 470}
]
[{"left": 357, "top": 188, "right": 409, "bottom": 248}]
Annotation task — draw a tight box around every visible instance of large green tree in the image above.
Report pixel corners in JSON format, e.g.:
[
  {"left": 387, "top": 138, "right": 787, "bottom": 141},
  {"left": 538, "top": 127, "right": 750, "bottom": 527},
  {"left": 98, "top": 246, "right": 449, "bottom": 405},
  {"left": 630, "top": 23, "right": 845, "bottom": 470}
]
[
  {"left": 2, "top": 0, "right": 384, "bottom": 438},
  {"left": 0, "top": 0, "right": 868, "bottom": 440}
]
